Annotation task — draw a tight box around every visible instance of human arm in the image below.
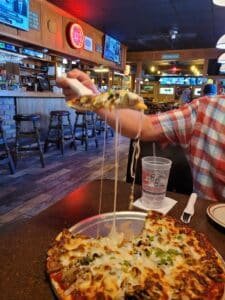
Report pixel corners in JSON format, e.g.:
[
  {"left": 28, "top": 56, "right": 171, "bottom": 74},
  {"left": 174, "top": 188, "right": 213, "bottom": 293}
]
[{"left": 56, "top": 69, "right": 162, "bottom": 141}]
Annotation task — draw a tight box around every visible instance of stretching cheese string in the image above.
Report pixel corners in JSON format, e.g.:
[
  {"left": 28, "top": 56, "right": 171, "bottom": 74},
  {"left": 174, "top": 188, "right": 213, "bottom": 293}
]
[
  {"left": 97, "top": 114, "right": 108, "bottom": 237},
  {"left": 111, "top": 111, "right": 119, "bottom": 235},
  {"left": 129, "top": 110, "right": 144, "bottom": 210}
]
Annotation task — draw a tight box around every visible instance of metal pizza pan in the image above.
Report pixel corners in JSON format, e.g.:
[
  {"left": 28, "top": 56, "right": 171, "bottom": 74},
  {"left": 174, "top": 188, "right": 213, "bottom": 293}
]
[{"left": 69, "top": 211, "right": 147, "bottom": 238}]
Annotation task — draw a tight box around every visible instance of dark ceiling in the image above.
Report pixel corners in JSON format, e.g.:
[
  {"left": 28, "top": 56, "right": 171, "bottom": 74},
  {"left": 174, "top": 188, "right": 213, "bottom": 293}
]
[{"left": 47, "top": 0, "right": 225, "bottom": 52}]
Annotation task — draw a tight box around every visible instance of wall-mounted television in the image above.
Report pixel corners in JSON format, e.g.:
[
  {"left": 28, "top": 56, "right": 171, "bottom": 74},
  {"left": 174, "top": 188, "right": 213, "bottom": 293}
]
[
  {"left": 193, "top": 87, "right": 202, "bottom": 97},
  {"left": 103, "top": 34, "right": 121, "bottom": 64},
  {"left": 0, "top": 0, "right": 29, "bottom": 31},
  {"left": 22, "top": 48, "right": 44, "bottom": 58},
  {"left": 141, "top": 84, "right": 155, "bottom": 94},
  {"left": 159, "top": 76, "right": 207, "bottom": 86},
  {"left": 159, "top": 87, "right": 174, "bottom": 95}
]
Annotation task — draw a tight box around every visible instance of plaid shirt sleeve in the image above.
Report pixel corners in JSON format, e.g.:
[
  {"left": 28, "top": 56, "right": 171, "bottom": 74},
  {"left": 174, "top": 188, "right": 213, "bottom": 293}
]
[{"left": 151, "top": 99, "right": 199, "bottom": 149}]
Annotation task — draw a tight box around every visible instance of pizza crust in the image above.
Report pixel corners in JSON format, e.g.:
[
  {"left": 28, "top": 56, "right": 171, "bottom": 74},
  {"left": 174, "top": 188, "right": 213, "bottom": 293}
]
[{"left": 50, "top": 276, "right": 73, "bottom": 300}]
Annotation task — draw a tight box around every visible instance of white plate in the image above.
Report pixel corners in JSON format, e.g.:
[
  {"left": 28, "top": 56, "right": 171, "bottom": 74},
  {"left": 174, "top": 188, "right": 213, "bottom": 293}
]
[{"left": 207, "top": 203, "right": 225, "bottom": 228}]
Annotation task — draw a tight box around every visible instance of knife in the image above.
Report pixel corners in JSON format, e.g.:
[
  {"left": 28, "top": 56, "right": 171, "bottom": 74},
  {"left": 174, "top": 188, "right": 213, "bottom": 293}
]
[{"left": 180, "top": 193, "right": 197, "bottom": 224}]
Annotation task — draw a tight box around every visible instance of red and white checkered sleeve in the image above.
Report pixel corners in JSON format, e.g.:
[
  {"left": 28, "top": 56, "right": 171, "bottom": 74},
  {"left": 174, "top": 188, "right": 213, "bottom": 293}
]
[{"left": 151, "top": 99, "right": 199, "bottom": 148}]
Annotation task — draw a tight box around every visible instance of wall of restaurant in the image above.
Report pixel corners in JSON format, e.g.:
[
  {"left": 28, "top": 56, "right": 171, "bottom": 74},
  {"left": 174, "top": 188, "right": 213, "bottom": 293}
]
[{"left": 0, "top": 0, "right": 127, "bottom": 71}]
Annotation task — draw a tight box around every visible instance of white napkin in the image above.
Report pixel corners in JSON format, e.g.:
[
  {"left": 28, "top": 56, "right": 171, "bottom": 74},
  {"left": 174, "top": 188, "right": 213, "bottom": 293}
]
[{"left": 133, "top": 197, "right": 177, "bottom": 215}]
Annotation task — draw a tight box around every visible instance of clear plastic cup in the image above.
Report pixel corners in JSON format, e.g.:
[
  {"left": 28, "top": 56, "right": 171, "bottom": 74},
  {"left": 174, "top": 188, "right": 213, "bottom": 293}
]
[{"left": 141, "top": 156, "right": 172, "bottom": 209}]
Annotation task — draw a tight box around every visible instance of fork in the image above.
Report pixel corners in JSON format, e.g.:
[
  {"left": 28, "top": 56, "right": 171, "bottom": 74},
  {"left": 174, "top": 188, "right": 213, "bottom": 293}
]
[{"left": 180, "top": 193, "right": 197, "bottom": 224}]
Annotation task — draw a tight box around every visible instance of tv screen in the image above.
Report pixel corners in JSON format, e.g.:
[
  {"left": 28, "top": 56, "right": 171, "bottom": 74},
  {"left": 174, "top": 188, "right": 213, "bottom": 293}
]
[
  {"left": 22, "top": 48, "right": 44, "bottom": 58},
  {"left": 159, "top": 87, "right": 174, "bottom": 95},
  {"left": 103, "top": 34, "right": 121, "bottom": 64},
  {"left": 141, "top": 85, "right": 154, "bottom": 94},
  {"left": 159, "top": 76, "right": 207, "bottom": 86},
  {"left": 193, "top": 87, "right": 202, "bottom": 96},
  {"left": 0, "top": 0, "right": 29, "bottom": 31}
]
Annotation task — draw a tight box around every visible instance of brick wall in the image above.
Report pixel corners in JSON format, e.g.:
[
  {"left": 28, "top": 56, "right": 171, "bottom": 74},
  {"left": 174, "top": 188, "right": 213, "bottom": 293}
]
[{"left": 0, "top": 97, "right": 16, "bottom": 139}]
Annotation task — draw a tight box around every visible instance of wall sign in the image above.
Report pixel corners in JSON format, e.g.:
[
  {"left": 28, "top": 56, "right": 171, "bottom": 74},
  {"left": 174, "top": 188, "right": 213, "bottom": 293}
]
[
  {"left": 29, "top": 11, "right": 40, "bottom": 30},
  {"left": 95, "top": 43, "right": 103, "bottom": 53},
  {"left": 66, "top": 22, "right": 84, "bottom": 49},
  {"left": 161, "top": 54, "right": 180, "bottom": 60},
  {"left": 84, "top": 36, "right": 93, "bottom": 51}
]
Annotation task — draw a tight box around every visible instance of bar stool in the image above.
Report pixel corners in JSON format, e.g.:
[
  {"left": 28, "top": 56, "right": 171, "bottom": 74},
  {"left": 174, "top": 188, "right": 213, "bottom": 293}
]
[
  {"left": 44, "top": 110, "right": 76, "bottom": 155},
  {"left": 73, "top": 111, "right": 98, "bottom": 151},
  {"left": 95, "top": 115, "right": 114, "bottom": 139},
  {"left": 0, "top": 117, "right": 16, "bottom": 174},
  {"left": 13, "top": 114, "right": 45, "bottom": 168}
]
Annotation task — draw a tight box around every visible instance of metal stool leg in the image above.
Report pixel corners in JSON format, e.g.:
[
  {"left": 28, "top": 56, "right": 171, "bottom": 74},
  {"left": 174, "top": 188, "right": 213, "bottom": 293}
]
[
  {"left": 14, "top": 119, "right": 21, "bottom": 167},
  {"left": 33, "top": 119, "right": 45, "bottom": 168},
  {"left": 58, "top": 115, "right": 64, "bottom": 155},
  {"left": 44, "top": 115, "right": 54, "bottom": 153},
  {"left": 0, "top": 124, "right": 16, "bottom": 174},
  {"left": 67, "top": 114, "right": 76, "bottom": 151}
]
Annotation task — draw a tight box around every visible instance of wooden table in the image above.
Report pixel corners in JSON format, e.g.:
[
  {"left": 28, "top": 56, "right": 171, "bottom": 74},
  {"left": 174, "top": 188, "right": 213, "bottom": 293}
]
[{"left": 1, "top": 179, "right": 224, "bottom": 300}]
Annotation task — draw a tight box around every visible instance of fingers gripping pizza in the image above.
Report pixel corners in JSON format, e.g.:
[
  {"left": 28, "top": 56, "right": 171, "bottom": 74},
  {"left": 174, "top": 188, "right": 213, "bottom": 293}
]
[
  {"left": 64, "top": 78, "right": 147, "bottom": 111},
  {"left": 46, "top": 211, "right": 225, "bottom": 300}
]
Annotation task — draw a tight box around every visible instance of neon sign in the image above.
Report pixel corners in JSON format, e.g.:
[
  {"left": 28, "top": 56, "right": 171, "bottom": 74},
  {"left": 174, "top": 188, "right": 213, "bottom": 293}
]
[{"left": 67, "top": 22, "right": 84, "bottom": 49}]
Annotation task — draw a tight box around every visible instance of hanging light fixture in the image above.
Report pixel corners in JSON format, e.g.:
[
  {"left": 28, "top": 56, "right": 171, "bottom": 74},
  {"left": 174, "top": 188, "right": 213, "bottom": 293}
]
[
  {"left": 218, "top": 53, "right": 225, "bottom": 63},
  {"left": 212, "top": 0, "right": 225, "bottom": 6},
  {"left": 216, "top": 34, "right": 225, "bottom": 49}
]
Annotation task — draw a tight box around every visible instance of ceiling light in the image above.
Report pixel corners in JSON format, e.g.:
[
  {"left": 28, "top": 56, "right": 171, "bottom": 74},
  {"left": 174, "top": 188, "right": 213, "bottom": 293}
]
[
  {"left": 150, "top": 66, "right": 156, "bottom": 72},
  {"left": 217, "top": 53, "right": 225, "bottom": 63},
  {"left": 216, "top": 34, "right": 225, "bottom": 49},
  {"left": 212, "top": 0, "right": 225, "bottom": 6},
  {"left": 169, "top": 29, "right": 178, "bottom": 40}
]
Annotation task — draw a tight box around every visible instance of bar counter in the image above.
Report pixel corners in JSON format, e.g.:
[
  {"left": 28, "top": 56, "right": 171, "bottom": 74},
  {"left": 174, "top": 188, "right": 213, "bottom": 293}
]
[
  {"left": 0, "top": 90, "right": 65, "bottom": 97},
  {"left": 0, "top": 90, "right": 74, "bottom": 138},
  {"left": 0, "top": 179, "right": 224, "bottom": 300}
]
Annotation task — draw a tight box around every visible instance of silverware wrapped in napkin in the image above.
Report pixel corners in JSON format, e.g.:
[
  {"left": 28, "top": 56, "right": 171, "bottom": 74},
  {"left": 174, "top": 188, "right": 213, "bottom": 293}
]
[{"left": 180, "top": 193, "right": 197, "bottom": 224}]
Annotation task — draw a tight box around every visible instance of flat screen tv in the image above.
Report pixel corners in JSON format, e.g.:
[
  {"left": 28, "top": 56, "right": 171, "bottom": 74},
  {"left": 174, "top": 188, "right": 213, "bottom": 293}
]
[
  {"left": 159, "top": 87, "right": 174, "bottom": 95},
  {"left": 193, "top": 87, "right": 202, "bottom": 97},
  {"left": 0, "top": 0, "right": 29, "bottom": 31},
  {"left": 103, "top": 34, "right": 121, "bottom": 64}
]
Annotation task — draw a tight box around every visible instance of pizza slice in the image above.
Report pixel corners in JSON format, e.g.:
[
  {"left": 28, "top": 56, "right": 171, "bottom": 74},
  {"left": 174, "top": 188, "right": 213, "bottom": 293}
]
[{"left": 64, "top": 78, "right": 147, "bottom": 111}]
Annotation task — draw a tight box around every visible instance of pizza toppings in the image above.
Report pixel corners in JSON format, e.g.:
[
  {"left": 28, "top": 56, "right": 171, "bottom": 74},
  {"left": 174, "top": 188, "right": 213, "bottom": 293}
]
[
  {"left": 47, "top": 211, "right": 225, "bottom": 300},
  {"left": 61, "top": 76, "right": 147, "bottom": 111},
  {"left": 67, "top": 89, "right": 147, "bottom": 111}
]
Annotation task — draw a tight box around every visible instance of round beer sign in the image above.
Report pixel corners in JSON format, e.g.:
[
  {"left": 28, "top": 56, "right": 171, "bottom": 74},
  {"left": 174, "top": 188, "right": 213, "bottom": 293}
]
[{"left": 67, "top": 22, "right": 84, "bottom": 49}]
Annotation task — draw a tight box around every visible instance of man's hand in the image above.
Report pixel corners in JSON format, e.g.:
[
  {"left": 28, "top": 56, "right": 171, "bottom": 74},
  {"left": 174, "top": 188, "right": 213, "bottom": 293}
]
[{"left": 56, "top": 69, "right": 99, "bottom": 101}]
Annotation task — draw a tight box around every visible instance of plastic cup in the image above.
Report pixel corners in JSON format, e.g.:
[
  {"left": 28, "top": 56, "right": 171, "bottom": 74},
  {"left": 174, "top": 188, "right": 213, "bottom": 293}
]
[{"left": 141, "top": 156, "right": 172, "bottom": 209}]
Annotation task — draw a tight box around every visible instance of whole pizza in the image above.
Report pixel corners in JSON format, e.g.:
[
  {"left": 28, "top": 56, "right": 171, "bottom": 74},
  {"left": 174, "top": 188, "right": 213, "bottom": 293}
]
[{"left": 46, "top": 211, "right": 225, "bottom": 299}]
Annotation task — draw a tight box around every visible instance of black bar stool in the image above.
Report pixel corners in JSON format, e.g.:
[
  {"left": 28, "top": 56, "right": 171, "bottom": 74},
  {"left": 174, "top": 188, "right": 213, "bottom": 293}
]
[
  {"left": 95, "top": 115, "right": 114, "bottom": 139},
  {"left": 73, "top": 111, "right": 98, "bottom": 151},
  {"left": 44, "top": 110, "right": 76, "bottom": 155},
  {"left": 0, "top": 117, "right": 16, "bottom": 174},
  {"left": 13, "top": 114, "right": 45, "bottom": 168}
]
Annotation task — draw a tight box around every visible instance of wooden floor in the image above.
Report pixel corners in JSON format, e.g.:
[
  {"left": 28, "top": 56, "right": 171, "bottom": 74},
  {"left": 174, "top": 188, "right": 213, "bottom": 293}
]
[{"left": 0, "top": 133, "right": 130, "bottom": 229}]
